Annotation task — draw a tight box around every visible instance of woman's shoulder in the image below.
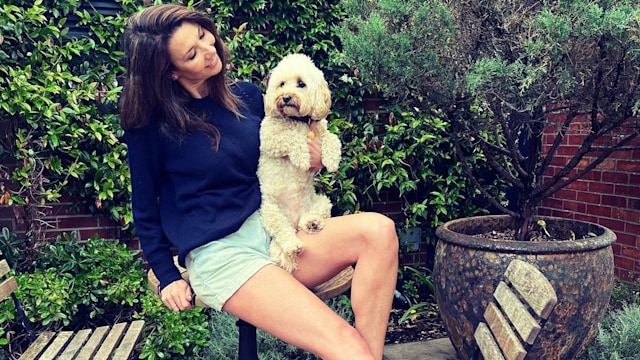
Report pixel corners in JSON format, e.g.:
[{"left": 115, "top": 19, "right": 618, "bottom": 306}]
[
  {"left": 231, "top": 81, "right": 263, "bottom": 103},
  {"left": 231, "top": 81, "right": 264, "bottom": 119}
]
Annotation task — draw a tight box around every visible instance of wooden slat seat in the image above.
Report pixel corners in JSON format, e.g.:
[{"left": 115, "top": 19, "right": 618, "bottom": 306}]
[
  {"left": 1, "top": 259, "right": 145, "bottom": 360},
  {"left": 474, "top": 259, "right": 558, "bottom": 360}
]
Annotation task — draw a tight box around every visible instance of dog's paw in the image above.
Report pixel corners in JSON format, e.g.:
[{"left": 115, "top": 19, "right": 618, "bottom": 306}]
[
  {"left": 271, "top": 241, "right": 304, "bottom": 272},
  {"left": 304, "top": 219, "right": 325, "bottom": 234}
]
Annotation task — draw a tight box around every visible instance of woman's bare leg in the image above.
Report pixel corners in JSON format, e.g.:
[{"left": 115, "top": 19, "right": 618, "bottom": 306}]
[
  {"left": 223, "top": 212, "right": 398, "bottom": 360},
  {"left": 294, "top": 212, "right": 399, "bottom": 359},
  {"left": 222, "top": 264, "right": 376, "bottom": 359}
]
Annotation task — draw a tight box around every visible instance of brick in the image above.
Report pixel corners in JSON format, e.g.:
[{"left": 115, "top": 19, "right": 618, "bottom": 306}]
[
  {"left": 616, "top": 233, "right": 638, "bottom": 246},
  {"left": 616, "top": 185, "right": 640, "bottom": 198},
  {"left": 615, "top": 255, "right": 635, "bottom": 271},
  {"left": 588, "top": 182, "right": 615, "bottom": 194},
  {"left": 622, "top": 246, "right": 640, "bottom": 259},
  {"left": 56, "top": 216, "right": 101, "bottom": 229},
  {"left": 567, "top": 134, "right": 589, "bottom": 145},
  {"left": 568, "top": 180, "right": 589, "bottom": 191},
  {"left": 601, "top": 171, "right": 629, "bottom": 184},
  {"left": 617, "top": 160, "right": 640, "bottom": 173},
  {"left": 599, "top": 218, "right": 626, "bottom": 233},
  {"left": 580, "top": 170, "right": 602, "bottom": 182},
  {"left": 573, "top": 213, "right": 600, "bottom": 224},
  {"left": 585, "top": 204, "right": 611, "bottom": 217},
  {"left": 612, "top": 208, "right": 640, "bottom": 223},
  {"left": 625, "top": 222, "right": 640, "bottom": 235},
  {"left": 557, "top": 145, "right": 580, "bottom": 156},
  {"left": 601, "top": 195, "right": 628, "bottom": 207},
  {"left": 563, "top": 200, "right": 586, "bottom": 213},
  {"left": 540, "top": 197, "right": 563, "bottom": 209},
  {"left": 576, "top": 191, "right": 600, "bottom": 203},
  {"left": 555, "top": 188, "right": 578, "bottom": 200}
]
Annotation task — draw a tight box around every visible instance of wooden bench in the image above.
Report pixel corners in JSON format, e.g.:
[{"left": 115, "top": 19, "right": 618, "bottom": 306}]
[
  {"left": 473, "top": 259, "right": 558, "bottom": 360},
  {"left": 147, "top": 256, "right": 354, "bottom": 360},
  {"left": 0, "top": 259, "right": 145, "bottom": 360}
]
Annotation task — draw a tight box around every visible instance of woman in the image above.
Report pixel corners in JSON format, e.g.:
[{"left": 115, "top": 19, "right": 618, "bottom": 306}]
[{"left": 120, "top": 4, "right": 398, "bottom": 359}]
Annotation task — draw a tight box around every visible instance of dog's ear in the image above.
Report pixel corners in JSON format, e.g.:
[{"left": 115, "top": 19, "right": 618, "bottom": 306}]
[
  {"left": 311, "top": 77, "right": 331, "bottom": 120},
  {"left": 264, "top": 82, "right": 276, "bottom": 116}
]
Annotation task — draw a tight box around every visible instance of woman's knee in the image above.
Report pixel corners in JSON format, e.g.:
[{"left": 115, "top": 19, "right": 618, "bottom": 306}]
[{"left": 359, "top": 212, "right": 399, "bottom": 254}]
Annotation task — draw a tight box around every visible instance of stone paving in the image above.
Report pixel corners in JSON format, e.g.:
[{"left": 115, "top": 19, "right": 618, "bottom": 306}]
[{"left": 383, "top": 338, "right": 458, "bottom": 360}]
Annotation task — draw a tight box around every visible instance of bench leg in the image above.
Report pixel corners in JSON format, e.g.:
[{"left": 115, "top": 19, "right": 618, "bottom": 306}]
[{"left": 236, "top": 319, "right": 258, "bottom": 360}]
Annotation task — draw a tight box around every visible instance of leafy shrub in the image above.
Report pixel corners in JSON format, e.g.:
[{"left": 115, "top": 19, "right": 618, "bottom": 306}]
[
  {"left": 0, "top": 227, "right": 26, "bottom": 269},
  {"left": 322, "top": 107, "right": 502, "bottom": 243},
  {"left": 587, "top": 303, "right": 640, "bottom": 360},
  {"left": 8, "top": 231, "right": 145, "bottom": 328},
  {"left": 137, "top": 293, "right": 210, "bottom": 360}
]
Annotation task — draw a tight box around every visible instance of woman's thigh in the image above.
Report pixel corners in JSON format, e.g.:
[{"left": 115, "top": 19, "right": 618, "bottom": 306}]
[
  {"left": 292, "top": 212, "right": 397, "bottom": 288},
  {"left": 222, "top": 264, "right": 367, "bottom": 358}
]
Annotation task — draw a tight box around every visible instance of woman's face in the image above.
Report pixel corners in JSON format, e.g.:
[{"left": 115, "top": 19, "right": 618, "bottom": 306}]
[{"left": 167, "top": 21, "right": 223, "bottom": 98}]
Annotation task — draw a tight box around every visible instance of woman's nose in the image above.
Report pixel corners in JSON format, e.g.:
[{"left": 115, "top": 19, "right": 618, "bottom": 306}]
[{"left": 205, "top": 46, "right": 216, "bottom": 59}]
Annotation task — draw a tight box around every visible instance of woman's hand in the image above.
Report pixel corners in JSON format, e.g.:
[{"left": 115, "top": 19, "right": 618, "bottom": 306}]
[
  {"left": 308, "top": 121, "right": 324, "bottom": 173},
  {"left": 160, "top": 279, "right": 193, "bottom": 312}
]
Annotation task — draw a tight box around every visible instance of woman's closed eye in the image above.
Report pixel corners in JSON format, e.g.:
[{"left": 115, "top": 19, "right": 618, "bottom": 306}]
[{"left": 187, "top": 28, "right": 206, "bottom": 60}]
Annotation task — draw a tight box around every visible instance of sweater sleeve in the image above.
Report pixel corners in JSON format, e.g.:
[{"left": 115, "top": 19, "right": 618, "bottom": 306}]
[{"left": 126, "top": 127, "right": 182, "bottom": 290}]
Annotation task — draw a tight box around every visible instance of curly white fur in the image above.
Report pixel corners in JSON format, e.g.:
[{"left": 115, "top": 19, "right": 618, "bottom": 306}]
[{"left": 257, "top": 53, "right": 342, "bottom": 272}]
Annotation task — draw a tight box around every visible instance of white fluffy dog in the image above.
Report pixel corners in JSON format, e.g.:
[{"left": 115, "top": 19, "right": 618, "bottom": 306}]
[{"left": 257, "top": 53, "right": 342, "bottom": 272}]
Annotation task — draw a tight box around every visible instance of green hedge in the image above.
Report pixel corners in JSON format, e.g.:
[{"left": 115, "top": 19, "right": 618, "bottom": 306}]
[{"left": 1, "top": 0, "right": 495, "bottom": 253}]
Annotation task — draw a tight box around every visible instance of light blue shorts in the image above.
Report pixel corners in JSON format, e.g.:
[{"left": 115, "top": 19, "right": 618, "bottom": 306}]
[{"left": 185, "top": 211, "right": 274, "bottom": 311}]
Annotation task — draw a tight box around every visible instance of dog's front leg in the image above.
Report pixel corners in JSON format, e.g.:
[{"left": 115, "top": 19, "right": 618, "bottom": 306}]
[
  {"left": 316, "top": 120, "right": 341, "bottom": 172},
  {"left": 260, "top": 199, "right": 306, "bottom": 272}
]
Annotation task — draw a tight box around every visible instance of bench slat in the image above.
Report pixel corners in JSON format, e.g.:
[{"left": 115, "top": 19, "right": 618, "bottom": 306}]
[
  {"left": 0, "top": 259, "right": 11, "bottom": 277},
  {"left": 494, "top": 281, "right": 541, "bottom": 344},
  {"left": 19, "top": 331, "right": 56, "bottom": 360},
  {"left": 39, "top": 331, "right": 73, "bottom": 360},
  {"left": 504, "top": 260, "right": 557, "bottom": 319},
  {"left": 75, "top": 326, "right": 109, "bottom": 360},
  {"left": 112, "top": 320, "right": 145, "bottom": 360},
  {"left": 484, "top": 302, "right": 527, "bottom": 360},
  {"left": 474, "top": 322, "right": 506, "bottom": 360},
  {"left": 0, "top": 277, "right": 18, "bottom": 302},
  {"left": 94, "top": 322, "right": 127, "bottom": 360},
  {"left": 57, "top": 328, "right": 92, "bottom": 360}
]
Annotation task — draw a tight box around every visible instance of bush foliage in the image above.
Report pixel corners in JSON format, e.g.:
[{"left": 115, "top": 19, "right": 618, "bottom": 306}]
[{"left": 1, "top": 0, "right": 492, "bottom": 251}]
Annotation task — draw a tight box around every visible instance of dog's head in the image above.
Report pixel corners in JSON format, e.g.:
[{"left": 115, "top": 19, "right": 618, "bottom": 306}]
[{"left": 264, "top": 53, "right": 331, "bottom": 122}]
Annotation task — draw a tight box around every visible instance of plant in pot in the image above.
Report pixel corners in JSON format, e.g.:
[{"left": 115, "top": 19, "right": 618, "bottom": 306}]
[{"left": 338, "top": 0, "right": 640, "bottom": 358}]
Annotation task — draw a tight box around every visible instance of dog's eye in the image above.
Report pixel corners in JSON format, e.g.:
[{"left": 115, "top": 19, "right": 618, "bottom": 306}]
[
  {"left": 279, "top": 82, "right": 285, "bottom": 88},
  {"left": 297, "top": 80, "right": 306, "bottom": 88}
]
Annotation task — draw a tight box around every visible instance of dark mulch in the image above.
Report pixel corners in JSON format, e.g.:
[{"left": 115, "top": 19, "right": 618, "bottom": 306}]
[{"left": 385, "top": 302, "right": 447, "bottom": 345}]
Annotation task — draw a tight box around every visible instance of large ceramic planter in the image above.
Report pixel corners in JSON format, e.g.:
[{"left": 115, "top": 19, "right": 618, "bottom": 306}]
[{"left": 434, "top": 215, "right": 615, "bottom": 360}]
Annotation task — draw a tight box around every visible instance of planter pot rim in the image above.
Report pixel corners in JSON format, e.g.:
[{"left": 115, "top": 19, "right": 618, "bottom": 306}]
[{"left": 435, "top": 215, "right": 616, "bottom": 254}]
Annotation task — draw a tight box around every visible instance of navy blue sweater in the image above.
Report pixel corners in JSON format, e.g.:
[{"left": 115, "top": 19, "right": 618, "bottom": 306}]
[{"left": 126, "top": 81, "right": 264, "bottom": 289}]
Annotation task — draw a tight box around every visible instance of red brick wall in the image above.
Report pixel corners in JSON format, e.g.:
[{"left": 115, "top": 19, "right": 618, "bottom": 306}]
[
  {"left": 538, "top": 113, "right": 640, "bottom": 282},
  {"left": 0, "top": 195, "right": 136, "bottom": 249}
]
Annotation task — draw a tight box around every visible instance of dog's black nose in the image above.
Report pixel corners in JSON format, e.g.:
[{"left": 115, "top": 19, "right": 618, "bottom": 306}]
[{"left": 282, "top": 95, "right": 291, "bottom": 103}]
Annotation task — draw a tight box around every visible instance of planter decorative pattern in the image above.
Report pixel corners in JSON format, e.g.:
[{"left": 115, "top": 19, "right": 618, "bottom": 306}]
[{"left": 434, "top": 215, "right": 615, "bottom": 360}]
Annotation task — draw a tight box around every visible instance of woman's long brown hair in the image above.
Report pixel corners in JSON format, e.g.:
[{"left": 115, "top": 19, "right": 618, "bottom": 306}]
[{"left": 119, "top": 4, "right": 242, "bottom": 146}]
